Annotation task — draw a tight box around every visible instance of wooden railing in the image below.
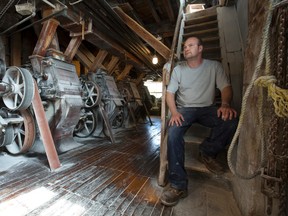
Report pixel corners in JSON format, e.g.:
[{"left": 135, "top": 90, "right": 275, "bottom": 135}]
[{"left": 158, "top": 0, "right": 186, "bottom": 186}]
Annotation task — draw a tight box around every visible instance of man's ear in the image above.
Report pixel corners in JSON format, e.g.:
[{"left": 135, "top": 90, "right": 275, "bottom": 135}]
[{"left": 198, "top": 45, "right": 203, "bottom": 52}]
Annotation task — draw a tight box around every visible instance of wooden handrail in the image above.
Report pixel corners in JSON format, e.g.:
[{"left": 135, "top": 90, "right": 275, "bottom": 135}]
[
  {"left": 161, "top": 0, "right": 185, "bottom": 141},
  {"left": 159, "top": 0, "right": 186, "bottom": 186}
]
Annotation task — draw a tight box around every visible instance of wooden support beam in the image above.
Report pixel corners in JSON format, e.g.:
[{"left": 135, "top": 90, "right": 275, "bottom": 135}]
[
  {"left": 78, "top": 44, "right": 95, "bottom": 63},
  {"left": 113, "top": 67, "right": 120, "bottom": 76},
  {"left": 106, "top": 56, "right": 119, "bottom": 73},
  {"left": 65, "top": 36, "right": 82, "bottom": 62},
  {"left": 75, "top": 44, "right": 106, "bottom": 71},
  {"left": 32, "top": 80, "right": 61, "bottom": 171},
  {"left": 73, "top": 60, "right": 81, "bottom": 76},
  {"left": 117, "top": 3, "right": 145, "bottom": 26},
  {"left": 86, "top": 29, "right": 143, "bottom": 66},
  {"left": 33, "top": 19, "right": 59, "bottom": 56},
  {"left": 108, "top": 62, "right": 120, "bottom": 75},
  {"left": 162, "top": 0, "right": 175, "bottom": 22},
  {"left": 114, "top": 7, "right": 171, "bottom": 60},
  {"left": 49, "top": 32, "right": 61, "bottom": 51},
  {"left": 147, "top": 0, "right": 161, "bottom": 23},
  {"left": 90, "top": 50, "right": 108, "bottom": 72},
  {"left": 51, "top": 6, "right": 145, "bottom": 71},
  {"left": 117, "top": 64, "right": 133, "bottom": 81},
  {"left": 11, "top": 33, "right": 21, "bottom": 66},
  {"left": 42, "top": 7, "right": 61, "bottom": 52},
  {"left": 75, "top": 49, "right": 93, "bottom": 69}
]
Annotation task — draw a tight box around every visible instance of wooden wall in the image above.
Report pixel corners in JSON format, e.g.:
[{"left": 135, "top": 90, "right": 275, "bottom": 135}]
[
  {"left": 231, "top": 0, "right": 282, "bottom": 215},
  {"left": 217, "top": 6, "right": 244, "bottom": 113}
]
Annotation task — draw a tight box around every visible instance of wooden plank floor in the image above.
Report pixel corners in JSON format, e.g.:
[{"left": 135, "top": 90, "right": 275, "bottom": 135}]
[{"left": 0, "top": 117, "right": 242, "bottom": 216}]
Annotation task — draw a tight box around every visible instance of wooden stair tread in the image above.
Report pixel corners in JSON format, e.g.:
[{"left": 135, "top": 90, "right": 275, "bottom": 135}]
[
  {"left": 185, "top": 6, "right": 217, "bottom": 21},
  {"left": 185, "top": 14, "right": 217, "bottom": 26},
  {"left": 183, "top": 28, "right": 219, "bottom": 38},
  {"left": 184, "top": 20, "right": 218, "bottom": 30}
]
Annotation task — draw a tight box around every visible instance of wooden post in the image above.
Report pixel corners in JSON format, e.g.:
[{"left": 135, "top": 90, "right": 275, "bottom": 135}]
[
  {"left": 158, "top": 1, "right": 185, "bottom": 186},
  {"left": 32, "top": 80, "right": 61, "bottom": 171},
  {"left": 32, "top": 19, "right": 59, "bottom": 56},
  {"left": 106, "top": 56, "right": 119, "bottom": 73},
  {"left": 65, "top": 36, "right": 82, "bottom": 62},
  {"left": 117, "top": 64, "right": 133, "bottom": 81},
  {"left": 11, "top": 33, "right": 22, "bottom": 66},
  {"left": 158, "top": 65, "right": 169, "bottom": 186}
]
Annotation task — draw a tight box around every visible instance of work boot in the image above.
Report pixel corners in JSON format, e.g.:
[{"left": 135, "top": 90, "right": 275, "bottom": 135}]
[
  {"left": 199, "top": 153, "right": 225, "bottom": 175},
  {"left": 160, "top": 185, "right": 188, "bottom": 206}
]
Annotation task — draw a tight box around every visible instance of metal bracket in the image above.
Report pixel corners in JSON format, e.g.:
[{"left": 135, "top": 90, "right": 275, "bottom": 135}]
[{"left": 69, "top": 18, "right": 93, "bottom": 38}]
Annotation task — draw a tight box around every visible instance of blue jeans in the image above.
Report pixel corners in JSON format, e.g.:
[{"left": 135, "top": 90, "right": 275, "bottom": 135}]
[{"left": 167, "top": 106, "right": 238, "bottom": 190}]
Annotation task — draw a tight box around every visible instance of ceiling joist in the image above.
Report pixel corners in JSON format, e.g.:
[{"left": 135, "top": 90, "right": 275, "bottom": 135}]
[{"left": 114, "top": 7, "right": 171, "bottom": 60}]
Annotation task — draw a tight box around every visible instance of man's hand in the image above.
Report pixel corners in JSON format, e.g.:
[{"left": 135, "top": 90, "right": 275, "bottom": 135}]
[
  {"left": 217, "top": 104, "right": 237, "bottom": 121},
  {"left": 169, "top": 112, "right": 184, "bottom": 126}
]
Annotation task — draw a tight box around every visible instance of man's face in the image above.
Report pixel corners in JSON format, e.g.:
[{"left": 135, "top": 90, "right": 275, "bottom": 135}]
[{"left": 183, "top": 37, "right": 202, "bottom": 60}]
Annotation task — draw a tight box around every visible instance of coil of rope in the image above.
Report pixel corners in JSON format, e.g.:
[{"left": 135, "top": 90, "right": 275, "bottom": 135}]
[{"left": 254, "top": 75, "right": 288, "bottom": 118}]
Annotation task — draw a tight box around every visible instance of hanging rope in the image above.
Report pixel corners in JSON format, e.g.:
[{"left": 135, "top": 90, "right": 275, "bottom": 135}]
[
  {"left": 227, "top": 1, "right": 276, "bottom": 179},
  {"left": 255, "top": 75, "right": 288, "bottom": 118}
]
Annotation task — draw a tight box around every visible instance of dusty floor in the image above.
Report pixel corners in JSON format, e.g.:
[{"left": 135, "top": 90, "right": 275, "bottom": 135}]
[{"left": 0, "top": 117, "right": 242, "bottom": 216}]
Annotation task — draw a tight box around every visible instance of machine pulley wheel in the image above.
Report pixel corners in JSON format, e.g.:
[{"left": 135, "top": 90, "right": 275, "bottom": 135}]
[
  {"left": 0, "top": 125, "right": 14, "bottom": 147},
  {"left": 0, "top": 58, "right": 5, "bottom": 79},
  {"left": 6, "top": 109, "right": 36, "bottom": 154},
  {"left": 2, "top": 67, "right": 34, "bottom": 111},
  {"left": 82, "top": 80, "right": 102, "bottom": 108},
  {"left": 112, "top": 107, "right": 124, "bottom": 129},
  {"left": 0, "top": 109, "right": 13, "bottom": 147},
  {"left": 0, "top": 109, "right": 8, "bottom": 118},
  {"left": 122, "top": 88, "right": 132, "bottom": 103},
  {"left": 74, "top": 108, "right": 97, "bottom": 138}
]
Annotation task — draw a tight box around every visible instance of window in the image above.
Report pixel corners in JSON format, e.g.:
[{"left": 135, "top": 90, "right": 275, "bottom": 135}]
[{"left": 144, "top": 81, "right": 162, "bottom": 99}]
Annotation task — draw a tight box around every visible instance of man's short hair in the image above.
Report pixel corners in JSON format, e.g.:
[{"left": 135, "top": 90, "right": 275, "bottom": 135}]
[{"left": 185, "top": 36, "right": 203, "bottom": 46}]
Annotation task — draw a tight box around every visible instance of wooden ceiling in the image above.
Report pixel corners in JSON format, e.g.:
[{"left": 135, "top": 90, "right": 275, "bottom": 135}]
[{"left": 0, "top": 0, "right": 212, "bottom": 81}]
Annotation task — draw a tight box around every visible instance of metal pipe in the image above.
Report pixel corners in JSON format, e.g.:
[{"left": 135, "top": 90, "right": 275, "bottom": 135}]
[
  {"left": 0, "top": 0, "right": 17, "bottom": 20},
  {"left": 0, "top": 12, "right": 36, "bottom": 35},
  {"left": 69, "top": 0, "right": 83, "bottom": 5},
  {"left": 7, "top": 5, "right": 67, "bottom": 36},
  {"left": 42, "top": 0, "right": 56, "bottom": 9}
]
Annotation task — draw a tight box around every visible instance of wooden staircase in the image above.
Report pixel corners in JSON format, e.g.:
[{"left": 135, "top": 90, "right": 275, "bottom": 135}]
[
  {"left": 175, "top": 5, "right": 244, "bottom": 110},
  {"left": 158, "top": 5, "right": 244, "bottom": 186}
]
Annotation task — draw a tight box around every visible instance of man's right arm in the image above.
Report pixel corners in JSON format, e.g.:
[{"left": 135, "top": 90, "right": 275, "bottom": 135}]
[
  {"left": 166, "top": 92, "right": 177, "bottom": 115},
  {"left": 166, "top": 92, "right": 184, "bottom": 126}
]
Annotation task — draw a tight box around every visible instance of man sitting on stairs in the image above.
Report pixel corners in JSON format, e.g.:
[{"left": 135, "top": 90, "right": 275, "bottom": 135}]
[{"left": 160, "top": 36, "right": 239, "bottom": 206}]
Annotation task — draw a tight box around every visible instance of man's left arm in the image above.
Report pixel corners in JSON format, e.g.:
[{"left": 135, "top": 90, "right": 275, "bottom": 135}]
[{"left": 218, "top": 86, "right": 237, "bottom": 121}]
